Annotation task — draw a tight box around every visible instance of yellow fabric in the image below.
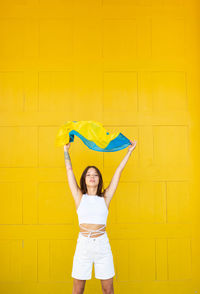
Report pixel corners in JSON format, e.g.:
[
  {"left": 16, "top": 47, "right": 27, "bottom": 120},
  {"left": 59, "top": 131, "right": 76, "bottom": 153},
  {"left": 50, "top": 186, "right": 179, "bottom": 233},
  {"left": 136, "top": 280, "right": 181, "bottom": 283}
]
[{"left": 55, "top": 120, "right": 120, "bottom": 148}]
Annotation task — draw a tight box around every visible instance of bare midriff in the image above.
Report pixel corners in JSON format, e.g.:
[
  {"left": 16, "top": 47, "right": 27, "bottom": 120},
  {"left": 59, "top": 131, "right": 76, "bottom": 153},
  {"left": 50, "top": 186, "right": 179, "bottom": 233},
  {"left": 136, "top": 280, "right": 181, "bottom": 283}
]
[{"left": 79, "top": 223, "right": 106, "bottom": 238}]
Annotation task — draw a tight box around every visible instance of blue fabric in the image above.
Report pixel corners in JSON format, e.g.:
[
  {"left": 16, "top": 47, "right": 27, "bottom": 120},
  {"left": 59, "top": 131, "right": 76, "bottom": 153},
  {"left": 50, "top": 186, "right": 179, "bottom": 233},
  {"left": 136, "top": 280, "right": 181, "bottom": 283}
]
[{"left": 68, "top": 130, "right": 131, "bottom": 152}]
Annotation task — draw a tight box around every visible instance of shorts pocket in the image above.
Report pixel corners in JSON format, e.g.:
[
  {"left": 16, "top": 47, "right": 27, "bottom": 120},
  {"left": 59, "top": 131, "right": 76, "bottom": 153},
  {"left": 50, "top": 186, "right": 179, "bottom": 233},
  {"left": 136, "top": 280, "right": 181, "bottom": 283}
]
[
  {"left": 77, "top": 236, "right": 84, "bottom": 244},
  {"left": 100, "top": 238, "right": 111, "bottom": 252},
  {"left": 76, "top": 237, "right": 84, "bottom": 250},
  {"left": 76, "top": 238, "right": 88, "bottom": 255}
]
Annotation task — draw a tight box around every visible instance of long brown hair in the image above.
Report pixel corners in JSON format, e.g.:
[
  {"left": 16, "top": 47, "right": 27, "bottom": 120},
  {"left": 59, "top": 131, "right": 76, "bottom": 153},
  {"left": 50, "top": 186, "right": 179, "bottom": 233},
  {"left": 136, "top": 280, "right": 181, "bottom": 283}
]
[{"left": 80, "top": 166, "right": 105, "bottom": 197}]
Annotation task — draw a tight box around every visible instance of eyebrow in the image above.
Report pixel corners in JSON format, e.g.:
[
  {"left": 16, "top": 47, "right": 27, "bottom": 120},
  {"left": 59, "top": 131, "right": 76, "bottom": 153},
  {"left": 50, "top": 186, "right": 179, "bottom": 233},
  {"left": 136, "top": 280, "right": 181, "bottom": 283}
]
[{"left": 86, "top": 173, "right": 98, "bottom": 174}]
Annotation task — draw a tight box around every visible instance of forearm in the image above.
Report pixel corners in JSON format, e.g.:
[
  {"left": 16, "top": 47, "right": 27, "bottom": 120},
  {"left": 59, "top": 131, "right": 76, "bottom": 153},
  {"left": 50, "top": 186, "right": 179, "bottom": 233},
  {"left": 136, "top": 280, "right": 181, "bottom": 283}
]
[
  {"left": 64, "top": 149, "right": 79, "bottom": 192},
  {"left": 117, "top": 150, "right": 132, "bottom": 172},
  {"left": 64, "top": 150, "right": 73, "bottom": 171}
]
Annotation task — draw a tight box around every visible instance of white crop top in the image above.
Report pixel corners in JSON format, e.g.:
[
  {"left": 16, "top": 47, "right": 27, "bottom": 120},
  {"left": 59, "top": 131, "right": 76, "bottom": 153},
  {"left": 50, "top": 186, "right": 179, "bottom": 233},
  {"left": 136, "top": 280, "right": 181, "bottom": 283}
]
[{"left": 77, "top": 194, "right": 108, "bottom": 225}]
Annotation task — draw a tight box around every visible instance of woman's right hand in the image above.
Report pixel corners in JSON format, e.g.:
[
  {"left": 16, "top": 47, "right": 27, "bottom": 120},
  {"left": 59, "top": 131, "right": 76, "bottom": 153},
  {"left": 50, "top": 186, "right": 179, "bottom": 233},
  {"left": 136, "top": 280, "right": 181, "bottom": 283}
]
[{"left": 64, "top": 143, "right": 71, "bottom": 152}]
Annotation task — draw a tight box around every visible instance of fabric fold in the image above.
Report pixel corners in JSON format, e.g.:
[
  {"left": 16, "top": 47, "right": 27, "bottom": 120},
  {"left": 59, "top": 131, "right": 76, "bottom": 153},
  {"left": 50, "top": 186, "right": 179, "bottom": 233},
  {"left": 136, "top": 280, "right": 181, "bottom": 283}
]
[{"left": 55, "top": 120, "right": 131, "bottom": 152}]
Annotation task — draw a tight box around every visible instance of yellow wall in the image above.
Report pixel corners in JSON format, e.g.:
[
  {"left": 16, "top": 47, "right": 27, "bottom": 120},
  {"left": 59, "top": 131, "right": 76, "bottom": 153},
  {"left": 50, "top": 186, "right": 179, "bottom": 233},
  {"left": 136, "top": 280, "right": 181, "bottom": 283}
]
[{"left": 0, "top": 0, "right": 199, "bottom": 293}]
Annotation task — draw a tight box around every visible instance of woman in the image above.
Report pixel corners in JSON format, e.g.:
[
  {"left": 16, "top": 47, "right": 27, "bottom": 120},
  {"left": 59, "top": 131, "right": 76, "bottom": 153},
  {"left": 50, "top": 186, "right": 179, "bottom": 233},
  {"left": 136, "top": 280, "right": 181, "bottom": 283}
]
[{"left": 64, "top": 139, "right": 137, "bottom": 294}]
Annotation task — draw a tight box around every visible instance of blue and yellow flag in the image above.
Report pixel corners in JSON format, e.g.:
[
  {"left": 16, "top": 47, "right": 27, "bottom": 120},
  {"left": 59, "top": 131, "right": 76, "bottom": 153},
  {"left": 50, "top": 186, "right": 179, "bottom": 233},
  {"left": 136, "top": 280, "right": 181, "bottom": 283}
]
[{"left": 55, "top": 120, "right": 131, "bottom": 152}]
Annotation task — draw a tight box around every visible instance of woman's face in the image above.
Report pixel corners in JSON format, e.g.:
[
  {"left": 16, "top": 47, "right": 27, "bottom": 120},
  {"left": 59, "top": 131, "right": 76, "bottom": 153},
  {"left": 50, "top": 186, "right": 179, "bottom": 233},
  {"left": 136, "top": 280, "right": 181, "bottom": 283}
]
[{"left": 85, "top": 168, "right": 99, "bottom": 188}]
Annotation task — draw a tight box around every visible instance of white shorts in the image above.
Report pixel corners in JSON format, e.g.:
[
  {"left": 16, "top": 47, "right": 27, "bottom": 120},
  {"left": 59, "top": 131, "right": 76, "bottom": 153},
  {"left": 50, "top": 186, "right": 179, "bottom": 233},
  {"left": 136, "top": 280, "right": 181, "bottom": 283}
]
[{"left": 71, "top": 231, "right": 115, "bottom": 280}]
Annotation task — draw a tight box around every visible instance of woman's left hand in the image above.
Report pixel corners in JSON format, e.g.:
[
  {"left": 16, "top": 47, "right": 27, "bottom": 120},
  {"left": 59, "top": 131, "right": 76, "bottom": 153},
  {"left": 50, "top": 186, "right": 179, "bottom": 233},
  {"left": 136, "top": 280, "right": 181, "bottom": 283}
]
[{"left": 128, "top": 139, "right": 137, "bottom": 152}]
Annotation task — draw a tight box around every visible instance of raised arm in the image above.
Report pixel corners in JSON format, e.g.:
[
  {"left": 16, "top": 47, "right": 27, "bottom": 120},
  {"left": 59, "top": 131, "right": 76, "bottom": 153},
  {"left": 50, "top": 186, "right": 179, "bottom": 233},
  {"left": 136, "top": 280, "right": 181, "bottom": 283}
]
[
  {"left": 64, "top": 144, "right": 80, "bottom": 202},
  {"left": 105, "top": 140, "right": 137, "bottom": 200}
]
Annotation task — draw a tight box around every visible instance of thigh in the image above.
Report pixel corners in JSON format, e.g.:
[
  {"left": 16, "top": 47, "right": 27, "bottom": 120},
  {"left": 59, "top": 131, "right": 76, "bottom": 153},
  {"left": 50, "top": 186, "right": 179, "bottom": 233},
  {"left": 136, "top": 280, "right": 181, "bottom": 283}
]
[
  {"left": 71, "top": 237, "right": 93, "bottom": 280},
  {"left": 94, "top": 237, "right": 115, "bottom": 280}
]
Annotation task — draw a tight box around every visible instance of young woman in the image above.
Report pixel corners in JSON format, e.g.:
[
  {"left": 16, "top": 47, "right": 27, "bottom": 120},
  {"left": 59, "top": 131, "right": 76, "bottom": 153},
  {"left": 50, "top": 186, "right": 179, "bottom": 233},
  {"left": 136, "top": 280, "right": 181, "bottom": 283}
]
[{"left": 64, "top": 139, "right": 137, "bottom": 294}]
